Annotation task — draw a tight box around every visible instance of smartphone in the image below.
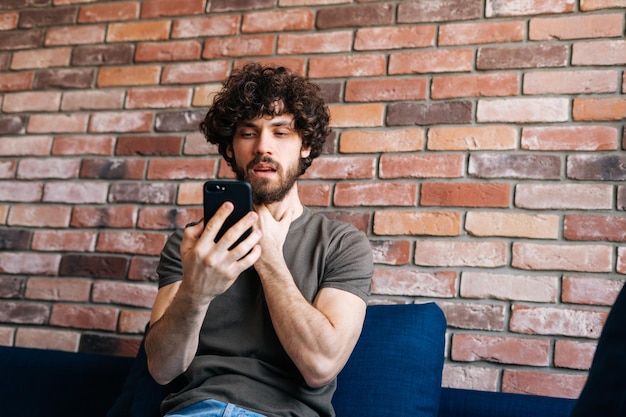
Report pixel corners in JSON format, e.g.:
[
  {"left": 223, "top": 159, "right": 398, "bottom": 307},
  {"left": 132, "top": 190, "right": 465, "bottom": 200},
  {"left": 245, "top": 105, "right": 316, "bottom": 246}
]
[{"left": 203, "top": 180, "right": 253, "bottom": 247}]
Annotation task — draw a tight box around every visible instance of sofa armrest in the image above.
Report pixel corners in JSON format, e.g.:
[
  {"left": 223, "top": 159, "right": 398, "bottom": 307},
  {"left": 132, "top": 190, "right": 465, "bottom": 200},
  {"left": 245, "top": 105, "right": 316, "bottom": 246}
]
[{"left": 438, "top": 387, "right": 576, "bottom": 417}]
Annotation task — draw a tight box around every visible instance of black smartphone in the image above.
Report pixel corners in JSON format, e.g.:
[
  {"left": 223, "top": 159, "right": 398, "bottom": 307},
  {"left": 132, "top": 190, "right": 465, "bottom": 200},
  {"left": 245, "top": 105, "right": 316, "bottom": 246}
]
[{"left": 203, "top": 180, "right": 253, "bottom": 246}]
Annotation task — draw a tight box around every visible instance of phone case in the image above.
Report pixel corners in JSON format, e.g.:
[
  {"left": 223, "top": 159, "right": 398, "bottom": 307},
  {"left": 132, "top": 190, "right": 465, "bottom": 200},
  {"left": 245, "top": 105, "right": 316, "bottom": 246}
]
[{"left": 203, "top": 180, "right": 253, "bottom": 245}]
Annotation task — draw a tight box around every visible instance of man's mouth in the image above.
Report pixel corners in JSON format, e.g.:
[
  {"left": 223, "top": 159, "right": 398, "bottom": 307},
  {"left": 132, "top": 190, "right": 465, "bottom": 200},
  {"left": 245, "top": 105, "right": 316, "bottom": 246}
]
[{"left": 250, "top": 162, "right": 277, "bottom": 177}]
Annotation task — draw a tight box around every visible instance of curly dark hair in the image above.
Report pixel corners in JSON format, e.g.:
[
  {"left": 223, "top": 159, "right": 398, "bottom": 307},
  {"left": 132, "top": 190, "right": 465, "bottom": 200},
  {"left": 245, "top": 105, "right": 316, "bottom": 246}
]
[{"left": 199, "top": 63, "right": 331, "bottom": 176}]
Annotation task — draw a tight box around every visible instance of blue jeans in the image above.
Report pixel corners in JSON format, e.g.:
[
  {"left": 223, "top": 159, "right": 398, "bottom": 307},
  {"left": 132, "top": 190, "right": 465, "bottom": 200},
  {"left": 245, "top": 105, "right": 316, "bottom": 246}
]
[{"left": 166, "top": 399, "right": 267, "bottom": 417}]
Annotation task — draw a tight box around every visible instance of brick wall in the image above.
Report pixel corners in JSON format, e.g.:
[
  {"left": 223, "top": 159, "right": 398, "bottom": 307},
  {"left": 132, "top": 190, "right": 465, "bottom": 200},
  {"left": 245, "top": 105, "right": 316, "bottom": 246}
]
[{"left": 1, "top": 0, "right": 625, "bottom": 399}]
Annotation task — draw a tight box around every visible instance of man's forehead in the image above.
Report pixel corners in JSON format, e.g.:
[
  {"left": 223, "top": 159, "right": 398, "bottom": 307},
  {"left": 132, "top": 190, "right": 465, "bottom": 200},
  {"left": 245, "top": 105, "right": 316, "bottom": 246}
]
[{"left": 239, "top": 113, "right": 295, "bottom": 127}]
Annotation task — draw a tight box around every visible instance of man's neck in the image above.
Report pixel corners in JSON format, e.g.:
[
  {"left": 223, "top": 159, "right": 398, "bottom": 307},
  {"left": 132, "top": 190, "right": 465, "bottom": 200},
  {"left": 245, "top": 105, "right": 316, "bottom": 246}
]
[{"left": 259, "top": 183, "right": 304, "bottom": 221}]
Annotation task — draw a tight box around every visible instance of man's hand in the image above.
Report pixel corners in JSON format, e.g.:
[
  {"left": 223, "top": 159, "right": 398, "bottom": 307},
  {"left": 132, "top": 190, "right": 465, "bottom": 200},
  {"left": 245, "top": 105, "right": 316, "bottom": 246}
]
[
  {"left": 180, "top": 202, "right": 262, "bottom": 305},
  {"left": 253, "top": 204, "right": 295, "bottom": 272}
]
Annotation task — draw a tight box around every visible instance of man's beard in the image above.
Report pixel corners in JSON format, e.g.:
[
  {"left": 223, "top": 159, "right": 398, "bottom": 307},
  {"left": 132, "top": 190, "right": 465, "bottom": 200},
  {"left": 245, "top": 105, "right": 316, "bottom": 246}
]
[{"left": 232, "top": 155, "right": 300, "bottom": 205}]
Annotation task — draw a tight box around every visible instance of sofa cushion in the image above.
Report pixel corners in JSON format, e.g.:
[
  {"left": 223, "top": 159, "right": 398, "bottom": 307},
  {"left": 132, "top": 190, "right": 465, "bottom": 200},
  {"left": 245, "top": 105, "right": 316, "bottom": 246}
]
[
  {"left": 332, "top": 302, "right": 447, "bottom": 417},
  {"left": 0, "top": 346, "right": 134, "bottom": 417}
]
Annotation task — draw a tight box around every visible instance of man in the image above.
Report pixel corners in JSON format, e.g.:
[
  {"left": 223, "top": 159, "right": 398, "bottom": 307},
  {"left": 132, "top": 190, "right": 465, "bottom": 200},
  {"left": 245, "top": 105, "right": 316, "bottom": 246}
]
[{"left": 145, "top": 63, "right": 374, "bottom": 417}]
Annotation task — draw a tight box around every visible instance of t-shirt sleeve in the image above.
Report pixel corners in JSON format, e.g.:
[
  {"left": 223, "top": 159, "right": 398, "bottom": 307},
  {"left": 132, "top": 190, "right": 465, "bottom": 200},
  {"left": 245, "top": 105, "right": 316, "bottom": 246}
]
[
  {"left": 321, "top": 225, "right": 373, "bottom": 303},
  {"left": 156, "top": 228, "right": 184, "bottom": 288}
]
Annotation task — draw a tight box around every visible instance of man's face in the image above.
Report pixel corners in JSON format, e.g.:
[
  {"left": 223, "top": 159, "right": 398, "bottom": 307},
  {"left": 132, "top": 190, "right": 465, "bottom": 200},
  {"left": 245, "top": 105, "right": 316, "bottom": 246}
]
[{"left": 229, "top": 113, "right": 310, "bottom": 205}]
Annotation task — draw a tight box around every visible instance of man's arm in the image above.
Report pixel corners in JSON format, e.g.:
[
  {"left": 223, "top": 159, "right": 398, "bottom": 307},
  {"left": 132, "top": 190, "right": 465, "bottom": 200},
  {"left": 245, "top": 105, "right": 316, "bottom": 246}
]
[
  {"left": 145, "top": 204, "right": 261, "bottom": 385},
  {"left": 254, "top": 205, "right": 369, "bottom": 388}
]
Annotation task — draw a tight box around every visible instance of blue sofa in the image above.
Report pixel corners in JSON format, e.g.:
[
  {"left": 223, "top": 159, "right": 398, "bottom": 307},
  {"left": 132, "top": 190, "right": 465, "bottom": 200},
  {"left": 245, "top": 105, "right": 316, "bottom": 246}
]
[{"left": 0, "top": 303, "right": 576, "bottom": 417}]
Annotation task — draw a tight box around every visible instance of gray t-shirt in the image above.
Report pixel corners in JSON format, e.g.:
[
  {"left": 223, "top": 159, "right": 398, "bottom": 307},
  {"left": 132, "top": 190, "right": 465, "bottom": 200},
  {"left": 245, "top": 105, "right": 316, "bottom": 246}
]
[{"left": 156, "top": 208, "right": 373, "bottom": 417}]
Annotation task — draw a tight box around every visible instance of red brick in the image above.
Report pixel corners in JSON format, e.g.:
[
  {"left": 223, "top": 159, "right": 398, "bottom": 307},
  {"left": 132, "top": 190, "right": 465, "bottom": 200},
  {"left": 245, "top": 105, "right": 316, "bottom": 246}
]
[
  {"left": 97, "top": 65, "right": 161, "bottom": 87},
  {"left": 43, "top": 181, "right": 109, "bottom": 204},
  {"left": 135, "top": 40, "right": 201, "bottom": 62},
  {"left": 0, "top": 181, "right": 42, "bottom": 202},
  {"left": 554, "top": 340, "right": 597, "bottom": 370},
  {"left": 512, "top": 242, "right": 613, "bottom": 273},
  {"left": 89, "top": 111, "right": 154, "bottom": 133},
  {"left": 242, "top": 9, "right": 314, "bottom": 32},
  {"left": 32, "top": 230, "right": 97, "bottom": 252},
  {"left": 371, "top": 268, "right": 456, "bottom": 298},
  {"left": 465, "top": 212, "right": 559, "bottom": 239},
  {"left": 278, "top": 31, "right": 353, "bottom": 55},
  {"left": 0, "top": 71, "right": 33, "bottom": 92},
  {"left": 17, "top": 157, "right": 79, "bottom": 179},
  {"left": 565, "top": 214, "right": 626, "bottom": 242},
  {"left": 504, "top": 370, "right": 586, "bottom": 399},
  {"left": 11, "top": 47, "right": 71, "bottom": 70},
  {"left": 297, "top": 182, "right": 331, "bottom": 207},
  {"left": 618, "top": 247, "right": 626, "bottom": 275},
  {"left": 428, "top": 126, "right": 517, "bottom": 150},
  {"left": 442, "top": 364, "right": 499, "bottom": 391},
  {"left": 511, "top": 305, "right": 607, "bottom": 339},
  {"left": 0, "top": 301, "right": 49, "bottom": 324},
  {"left": 525, "top": 70, "right": 618, "bottom": 95},
  {"left": 486, "top": 0, "right": 575, "bottom": 17},
  {"left": 137, "top": 206, "right": 201, "bottom": 230},
  {"left": 50, "top": 304, "right": 118, "bottom": 331},
  {"left": 128, "top": 257, "right": 160, "bottom": 282},
  {"left": 161, "top": 61, "right": 231, "bottom": 84},
  {"left": 71, "top": 206, "right": 137, "bottom": 229},
  {"left": 389, "top": 49, "right": 473, "bottom": 74},
  {"left": 0, "top": 253, "right": 60, "bottom": 275},
  {"left": 573, "top": 40, "right": 626, "bottom": 66},
  {"left": 370, "top": 240, "right": 411, "bottom": 265},
  {"left": 354, "top": 25, "right": 435, "bottom": 50},
  {"left": 8, "top": 205, "right": 72, "bottom": 227},
  {"left": 316, "top": 3, "right": 393, "bottom": 29},
  {"left": 52, "top": 135, "right": 116, "bottom": 155},
  {"left": 477, "top": 98, "right": 569, "bottom": 123},
  {"left": 109, "top": 182, "right": 177, "bottom": 204},
  {"left": 118, "top": 310, "right": 151, "bottom": 333},
  {"left": 439, "top": 21, "right": 524, "bottom": 45},
  {"left": 562, "top": 276, "right": 623, "bottom": 306},
  {"left": 470, "top": 153, "right": 560, "bottom": 179},
  {"left": 78, "top": 2, "right": 139, "bottom": 23},
  {"left": 309, "top": 54, "right": 386, "bottom": 78},
  {"left": 141, "top": 0, "right": 204, "bottom": 18},
  {"left": 328, "top": 104, "right": 384, "bottom": 127},
  {"left": 302, "top": 156, "right": 375, "bottom": 180},
  {"left": 380, "top": 154, "right": 464, "bottom": 179},
  {"left": 414, "top": 241, "right": 508, "bottom": 268},
  {"left": 107, "top": 21, "right": 171, "bottom": 42},
  {"left": 581, "top": 0, "right": 626, "bottom": 10},
  {"left": 339, "top": 128, "right": 424, "bottom": 153},
  {"left": 438, "top": 301, "right": 506, "bottom": 331},
  {"left": 15, "top": 328, "right": 80, "bottom": 351},
  {"left": 432, "top": 73, "right": 518, "bottom": 99},
  {"left": 521, "top": 126, "right": 618, "bottom": 151},
  {"left": 530, "top": 13, "right": 623, "bottom": 40},
  {"left": 92, "top": 281, "right": 157, "bottom": 308},
  {"left": 452, "top": 333, "right": 550, "bottom": 366},
  {"left": 460, "top": 271, "right": 558, "bottom": 302},
  {"left": 0, "top": 160, "right": 15, "bottom": 178},
  {"left": 45, "top": 24, "right": 106, "bottom": 46},
  {"left": 334, "top": 182, "right": 418, "bottom": 207},
  {"left": 398, "top": 1, "right": 481, "bottom": 23},
  {"left": 126, "top": 87, "right": 192, "bottom": 109},
  {"left": 0, "top": 12, "right": 18, "bottom": 31},
  {"left": 147, "top": 158, "right": 217, "bottom": 180},
  {"left": 202, "top": 35, "right": 275, "bottom": 59},
  {"left": 116, "top": 135, "right": 183, "bottom": 156},
  {"left": 573, "top": 97, "right": 626, "bottom": 121},
  {"left": 515, "top": 183, "right": 613, "bottom": 210},
  {"left": 96, "top": 231, "right": 167, "bottom": 256},
  {"left": 27, "top": 114, "right": 89, "bottom": 134},
  {"left": 421, "top": 182, "right": 510, "bottom": 208},
  {"left": 345, "top": 78, "right": 427, "bottom": 102},
  {"left": 171, "top": 15, "right": 240, "bottom": 38},
  {"left": 25, "top": 277, "right": 91, "bottom": 302},
  {"left": 373, "top": 210, "right": 461, "bottom": 236}
]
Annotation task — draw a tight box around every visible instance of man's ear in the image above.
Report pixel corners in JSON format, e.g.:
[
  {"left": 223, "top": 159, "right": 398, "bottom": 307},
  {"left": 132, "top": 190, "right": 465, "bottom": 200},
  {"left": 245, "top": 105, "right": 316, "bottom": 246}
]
[
  {"left": 226, "top": 145, "right": 234, "bottom": 159},
  {"left": 300, "top": 144, "right": 311, "bottom": 159}
]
